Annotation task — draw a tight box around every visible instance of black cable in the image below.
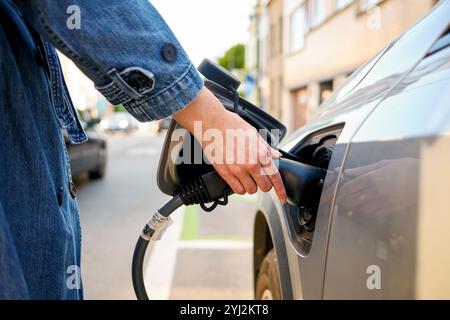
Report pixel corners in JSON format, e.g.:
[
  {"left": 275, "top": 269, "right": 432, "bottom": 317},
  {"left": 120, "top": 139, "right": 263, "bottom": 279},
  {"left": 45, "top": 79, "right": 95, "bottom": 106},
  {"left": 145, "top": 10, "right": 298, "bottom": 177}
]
[
  {"left": 132, "top": 172, "right": 232, "bottom": 300},
  {"left": 159, "top": 195, "right": 184, "bottom": 217},
  {"left": 132, "top": 237, "right": 150, "bottom": 300},
  {"left": 132, "top": 195, "right": 183, "bottom": 300}
]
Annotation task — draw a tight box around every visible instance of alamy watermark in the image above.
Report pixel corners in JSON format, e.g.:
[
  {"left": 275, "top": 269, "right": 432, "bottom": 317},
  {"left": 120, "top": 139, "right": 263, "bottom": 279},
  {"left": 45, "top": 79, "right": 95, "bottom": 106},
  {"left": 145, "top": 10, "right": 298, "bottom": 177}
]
[
  {"left": 66, "top": 265, "right": 81, "bottom": 290},
  {"left": 366, "top": 265, "right": 381, "bottom": 290},
  {"left": 66, "top": 5, "right": 81, "bottom": 30},
  {"left": 169, "top": 122, "right": 282, "bottom": 176},
  {"left": 366, "top": 5, "right": 382, "bottom": 31}
]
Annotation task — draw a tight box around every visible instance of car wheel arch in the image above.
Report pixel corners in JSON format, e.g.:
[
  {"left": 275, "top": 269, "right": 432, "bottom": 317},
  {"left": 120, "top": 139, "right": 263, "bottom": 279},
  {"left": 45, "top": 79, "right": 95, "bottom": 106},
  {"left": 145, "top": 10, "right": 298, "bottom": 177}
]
[{"left": 253, "top": 208, "right": 293, "bottom": 299}]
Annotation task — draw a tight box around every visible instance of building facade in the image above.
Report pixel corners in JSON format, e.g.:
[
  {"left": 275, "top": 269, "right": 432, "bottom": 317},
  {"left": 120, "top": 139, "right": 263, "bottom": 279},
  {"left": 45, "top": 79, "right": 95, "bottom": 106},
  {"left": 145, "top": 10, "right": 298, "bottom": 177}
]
[{"left": 250, "top": 0, "right": 437, "bottom": 132}]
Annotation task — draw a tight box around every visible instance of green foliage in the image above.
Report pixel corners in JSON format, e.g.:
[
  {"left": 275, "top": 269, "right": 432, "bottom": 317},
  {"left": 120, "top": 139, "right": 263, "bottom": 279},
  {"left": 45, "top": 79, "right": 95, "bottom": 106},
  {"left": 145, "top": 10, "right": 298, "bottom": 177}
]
[
  {"left": 113, "top": 104, "right": 126, "bottom": 113},
  {"left": 217, "top": 44, "right": 245, "bottom": 71},
  {"left": 75, "top": 108, "right": 84, "bottom": 121}
]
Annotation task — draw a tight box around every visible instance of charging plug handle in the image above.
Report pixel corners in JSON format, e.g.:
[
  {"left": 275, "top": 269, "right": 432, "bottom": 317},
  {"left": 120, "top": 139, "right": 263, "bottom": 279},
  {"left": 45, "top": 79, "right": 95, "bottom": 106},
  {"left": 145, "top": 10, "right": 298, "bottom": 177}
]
[
  {"left": 178, "top": 171, "right": 232, "bottom": 211},
  {"left": 278, "top": 158, "right": 327, "bottom": 207}
]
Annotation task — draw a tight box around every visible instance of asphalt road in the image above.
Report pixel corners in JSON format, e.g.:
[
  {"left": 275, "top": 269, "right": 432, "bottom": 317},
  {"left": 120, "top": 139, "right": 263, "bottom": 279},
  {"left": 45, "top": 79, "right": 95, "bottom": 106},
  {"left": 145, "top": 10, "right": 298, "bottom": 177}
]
[{"left": 76, "top": 133, "right": 256, "bottom": 300}]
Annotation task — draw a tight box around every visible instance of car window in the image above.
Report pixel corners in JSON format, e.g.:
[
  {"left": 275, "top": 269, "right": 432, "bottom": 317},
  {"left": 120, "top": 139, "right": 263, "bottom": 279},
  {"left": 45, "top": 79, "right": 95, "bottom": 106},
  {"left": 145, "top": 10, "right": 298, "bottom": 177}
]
[
  {"left": 426, "top": 28, "right": 450, "bottom": 57},
  {"left": 351, "top": 1, "right": 450, "bottom": 91},
  {"left": 321, "top": 1, "right": 449, "bottom": 111},
  {"left": 323, "top": 44, "right": 391, "bottom": 107}
]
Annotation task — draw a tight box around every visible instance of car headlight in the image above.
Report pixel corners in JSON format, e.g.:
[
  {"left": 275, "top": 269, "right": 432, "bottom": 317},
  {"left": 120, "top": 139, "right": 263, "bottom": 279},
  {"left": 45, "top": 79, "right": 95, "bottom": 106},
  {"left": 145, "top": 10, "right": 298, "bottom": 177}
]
[{"left": 118, "top": 120, "right": 129, "bottom": 129}]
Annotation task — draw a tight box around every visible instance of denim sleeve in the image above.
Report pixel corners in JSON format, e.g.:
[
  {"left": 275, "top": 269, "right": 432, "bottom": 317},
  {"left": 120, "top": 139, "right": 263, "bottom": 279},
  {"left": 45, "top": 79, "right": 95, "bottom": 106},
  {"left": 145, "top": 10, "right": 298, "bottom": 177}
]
[{"left": 14, "top": 0, "right": 204, "bottom": 121}]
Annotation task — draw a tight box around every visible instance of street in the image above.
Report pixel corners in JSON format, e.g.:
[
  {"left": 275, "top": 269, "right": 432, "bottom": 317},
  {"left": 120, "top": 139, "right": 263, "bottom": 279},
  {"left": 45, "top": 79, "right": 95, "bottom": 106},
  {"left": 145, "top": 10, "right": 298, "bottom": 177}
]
[{"left": 76, "top": 134, "right": 255, "bottom": 300}]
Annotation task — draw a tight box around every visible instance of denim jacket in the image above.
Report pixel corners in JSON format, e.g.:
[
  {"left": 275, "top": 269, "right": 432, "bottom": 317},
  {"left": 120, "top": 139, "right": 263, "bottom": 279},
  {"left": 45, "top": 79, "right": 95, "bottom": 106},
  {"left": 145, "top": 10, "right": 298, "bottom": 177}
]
[
  {"left": 15, "top": 0, "right": 204, "bottom": 125},
  {"left": 0, "top": 0, "right": 202, "bottom": 299}
]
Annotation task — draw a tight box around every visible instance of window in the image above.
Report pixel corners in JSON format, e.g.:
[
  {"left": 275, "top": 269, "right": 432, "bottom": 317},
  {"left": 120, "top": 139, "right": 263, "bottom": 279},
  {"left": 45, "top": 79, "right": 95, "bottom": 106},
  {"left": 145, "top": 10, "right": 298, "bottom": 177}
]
[
  {"left": 310, "top": 0, "right": 327, "bottom": 28},
  {"left": 319, "top": 80, "right": 333, "bottom": 104},
  {"left": 291, "top": 87, "right": 309, "bottom": 129},
  {"left": 426, "top": 28, "right": 450, "bottom": 57},
  {"left": 336, "top": 0, "right": 353, "bottom": 10},
  {"left": 290, "top": 4, "right": 307, "bottom": 52}
]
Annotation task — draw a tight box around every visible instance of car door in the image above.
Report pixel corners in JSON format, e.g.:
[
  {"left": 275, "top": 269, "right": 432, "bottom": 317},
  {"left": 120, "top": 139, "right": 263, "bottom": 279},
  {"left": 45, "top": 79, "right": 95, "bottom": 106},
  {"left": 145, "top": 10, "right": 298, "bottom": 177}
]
[
  {"left": 279, "top": 1, "right": 450, "bottom": 299},
  {"left": 323, "top": 25, "right": 450, "bottom": 299}
]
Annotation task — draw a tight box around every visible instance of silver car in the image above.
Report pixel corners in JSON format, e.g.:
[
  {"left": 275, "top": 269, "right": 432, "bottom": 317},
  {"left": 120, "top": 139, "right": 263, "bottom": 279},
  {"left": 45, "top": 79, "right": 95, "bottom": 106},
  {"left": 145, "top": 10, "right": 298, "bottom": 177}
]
[{"left": 253, "top": 1, "right": 450, "bottom": 299}]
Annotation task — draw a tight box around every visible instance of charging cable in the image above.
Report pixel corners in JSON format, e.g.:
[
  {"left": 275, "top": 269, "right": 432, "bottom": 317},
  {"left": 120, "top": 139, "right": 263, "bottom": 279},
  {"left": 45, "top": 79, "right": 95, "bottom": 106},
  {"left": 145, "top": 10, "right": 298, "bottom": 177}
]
[
  {"left": 131, "top": 158, "right": 327, "bottom": 299},
  {"left": 131, "top": 171, "right": 232, "bottom": 300}
]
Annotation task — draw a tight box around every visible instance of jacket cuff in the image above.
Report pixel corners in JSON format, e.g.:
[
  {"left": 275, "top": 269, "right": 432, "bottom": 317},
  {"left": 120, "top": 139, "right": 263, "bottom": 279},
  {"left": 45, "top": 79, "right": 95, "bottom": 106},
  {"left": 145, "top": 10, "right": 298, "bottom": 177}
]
[{"left": 96, "top": 64, "right": 204, "bottom": 121}]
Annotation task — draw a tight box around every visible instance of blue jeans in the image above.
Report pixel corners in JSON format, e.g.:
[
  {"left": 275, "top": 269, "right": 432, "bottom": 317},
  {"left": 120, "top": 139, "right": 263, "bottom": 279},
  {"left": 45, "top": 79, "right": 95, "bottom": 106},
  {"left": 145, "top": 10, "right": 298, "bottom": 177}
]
[{"left": 0, "top": 0, "right": 203, "bottom": 299}]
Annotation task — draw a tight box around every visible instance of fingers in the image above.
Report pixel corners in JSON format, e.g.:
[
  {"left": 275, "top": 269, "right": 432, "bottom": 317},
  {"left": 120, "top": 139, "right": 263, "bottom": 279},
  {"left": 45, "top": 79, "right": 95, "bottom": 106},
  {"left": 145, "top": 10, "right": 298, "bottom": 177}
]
[
  {"left": 268, "top": 172, "right": 287, "bottom": 203},
  {"left": 215, "top": 166, "right": 245, "bottom": 195},
  {"left": 270, "top": 148, "right": 282, "bottom": 159},
  {"left": 210, "top": 124, "right": 287, "bottom": 201},
  {"left": 257, "top": 137, "right": 281, "bottom": 164},
  {"left": 261, "top": 160, "right": 287, "bottom": 203},
  {"left": 218, "top": 159, "right": 286, "bottom": 202},
  {"left": 226, "top": 175, "right": 246, "bottom": 195},
  {"left": 235, "top": 171, "right": 258, "bottom": 195},
  {"left": 252, "top": 141, "right": 286, "bottom": 202},
  {"left": 251, "top": 170, "right": 273, "bottom": 193},
  {"left": 253, "top": 141, "right": 286, "bottom": 202}
]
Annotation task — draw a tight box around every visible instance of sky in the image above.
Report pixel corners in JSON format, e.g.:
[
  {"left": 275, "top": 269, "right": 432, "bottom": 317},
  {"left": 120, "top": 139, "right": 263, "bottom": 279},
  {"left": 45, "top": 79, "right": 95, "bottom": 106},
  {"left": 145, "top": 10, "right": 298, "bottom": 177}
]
[
  {"left": 151, "top": 0, "right": 254, "bottom": 66},
  {"left": 61, "top": 0, "right": 255, "bottom": 111}
]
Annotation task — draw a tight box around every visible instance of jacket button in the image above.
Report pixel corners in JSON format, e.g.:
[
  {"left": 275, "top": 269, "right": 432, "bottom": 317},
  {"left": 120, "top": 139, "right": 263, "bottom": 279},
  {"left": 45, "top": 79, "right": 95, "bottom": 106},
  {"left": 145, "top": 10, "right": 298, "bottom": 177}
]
[
  {"left": 69, "top": 181, "right": 77, "bottom": 198},
  {"left": 162, "top": 43, "right": 177, "bottom": 62},
  {"left": 57, "top": 186, "right": 64, "bottom": 207}
]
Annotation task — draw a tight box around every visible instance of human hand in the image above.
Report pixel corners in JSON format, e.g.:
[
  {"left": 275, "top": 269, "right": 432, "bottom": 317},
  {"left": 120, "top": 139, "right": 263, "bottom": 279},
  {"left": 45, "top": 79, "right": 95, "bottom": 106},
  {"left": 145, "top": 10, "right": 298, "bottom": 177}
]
[{"left": 173, "top": 87, "right": 287, "bottom": 203}]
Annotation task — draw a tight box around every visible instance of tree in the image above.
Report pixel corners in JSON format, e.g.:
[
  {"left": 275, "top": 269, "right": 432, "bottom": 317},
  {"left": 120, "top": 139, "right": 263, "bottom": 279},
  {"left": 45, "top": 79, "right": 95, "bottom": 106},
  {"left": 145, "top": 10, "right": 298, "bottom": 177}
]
[
  {"left": 217, "top": 44, "right": 245, "bottom": 71},
  {"left": 113, "top": 104, "right": 126, "bottom": 113}
]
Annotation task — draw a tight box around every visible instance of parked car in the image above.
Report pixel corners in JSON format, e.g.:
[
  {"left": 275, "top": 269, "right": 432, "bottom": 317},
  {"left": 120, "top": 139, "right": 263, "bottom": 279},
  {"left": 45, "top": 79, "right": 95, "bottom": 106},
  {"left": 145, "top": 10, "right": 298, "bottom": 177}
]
[
  {"left": 253, "top": 2, "right": 450, "bottom": 299},
  {"left": 65, "top": 121, "right": 107, "bottom": 179},
  {"left": 100, "top": 112, "right": 139, "bottom": 133}
]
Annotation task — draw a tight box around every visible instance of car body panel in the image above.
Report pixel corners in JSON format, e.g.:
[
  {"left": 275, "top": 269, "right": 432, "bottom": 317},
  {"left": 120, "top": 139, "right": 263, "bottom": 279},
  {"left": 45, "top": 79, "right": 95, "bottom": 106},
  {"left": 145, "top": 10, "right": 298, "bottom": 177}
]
[
  {"left": 323, "top": 44, "right": 450, "bottom": 299},
  {"left": 254, "top": 197, "right": 294, "bottom": 299},
  {"left": 254, "top": 0, "right": 450, "bottom": 299},
  {"left": 66, "top": 127, "right": 106, "bottom": 177}
]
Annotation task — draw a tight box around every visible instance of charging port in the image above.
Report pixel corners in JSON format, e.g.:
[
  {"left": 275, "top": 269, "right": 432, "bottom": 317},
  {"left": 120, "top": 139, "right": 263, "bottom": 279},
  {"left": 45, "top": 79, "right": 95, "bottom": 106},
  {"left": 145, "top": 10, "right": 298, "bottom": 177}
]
[{"left": 284, "top": 124, "right": 343, "bottom": 256}]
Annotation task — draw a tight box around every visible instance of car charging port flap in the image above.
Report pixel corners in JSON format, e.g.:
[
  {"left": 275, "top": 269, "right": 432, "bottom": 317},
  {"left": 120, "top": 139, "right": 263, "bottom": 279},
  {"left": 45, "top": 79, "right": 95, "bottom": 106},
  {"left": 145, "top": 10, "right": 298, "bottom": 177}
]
[{"left": 282, "top": 124, "right": 343, "bottom": 256}]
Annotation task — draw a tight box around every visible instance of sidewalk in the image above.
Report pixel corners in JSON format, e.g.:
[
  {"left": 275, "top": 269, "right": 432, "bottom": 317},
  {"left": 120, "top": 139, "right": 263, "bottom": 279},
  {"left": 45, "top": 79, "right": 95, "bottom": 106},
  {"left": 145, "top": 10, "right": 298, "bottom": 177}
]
[{"left": 145, "top": 194, "right": 257, "bottom": 300}]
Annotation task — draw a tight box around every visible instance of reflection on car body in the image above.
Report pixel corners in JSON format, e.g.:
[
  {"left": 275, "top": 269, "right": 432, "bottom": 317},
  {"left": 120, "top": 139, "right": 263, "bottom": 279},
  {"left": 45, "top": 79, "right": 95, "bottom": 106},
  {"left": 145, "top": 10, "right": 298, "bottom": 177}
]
[{"left": 253, "top": 1, "right": 450, "bottom": 300}]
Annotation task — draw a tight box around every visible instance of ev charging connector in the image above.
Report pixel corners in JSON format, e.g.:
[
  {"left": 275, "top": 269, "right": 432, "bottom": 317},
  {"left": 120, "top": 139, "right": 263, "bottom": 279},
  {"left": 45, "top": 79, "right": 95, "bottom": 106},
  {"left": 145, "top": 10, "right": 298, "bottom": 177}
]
[{"left": 131, "top": 58, "right": 327, "bottom": 300}]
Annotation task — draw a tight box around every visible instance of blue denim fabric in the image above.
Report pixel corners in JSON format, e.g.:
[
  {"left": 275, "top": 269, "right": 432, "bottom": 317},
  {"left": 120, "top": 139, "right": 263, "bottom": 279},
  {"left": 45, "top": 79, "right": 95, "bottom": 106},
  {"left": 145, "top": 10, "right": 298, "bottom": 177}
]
[
  {"left": 0, "top": 0, "right": 203, "bottom": 299},
  {"left": 14, "top": 0, "right": 204, "bottom": 121},
  {"left": 0, "top": 0, "right": 83, "bottom": 299}
]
